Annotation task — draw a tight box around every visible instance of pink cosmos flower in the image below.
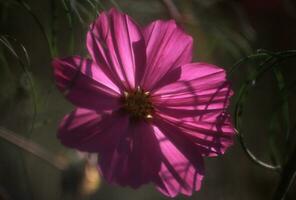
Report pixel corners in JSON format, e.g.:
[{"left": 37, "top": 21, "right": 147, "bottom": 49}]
[{"left": 53, "top": 8, "right": 235, "bottom": 197}]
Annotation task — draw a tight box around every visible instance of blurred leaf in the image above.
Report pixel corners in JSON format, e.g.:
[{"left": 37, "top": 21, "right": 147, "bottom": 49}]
[{"left": 0, "top": 35, "right": 37, "bottom": 136}]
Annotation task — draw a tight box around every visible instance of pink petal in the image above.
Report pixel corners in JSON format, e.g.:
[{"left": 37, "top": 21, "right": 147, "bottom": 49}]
[
  {"left": 58, "top": 108, "right": 129, "bottom": 153},
  {"left": 152, "top": 63, "right": 235, "bottom": 157},
  {"left": 141, "top": 20, "right": 193, "bottom": 91},
  {"left": 53, "top": 56, "right": 121, "bottom": 112},
  {"left": 153, "top": 62, "right": 233, "bottom": 122},
  {"left": 86, "top": 8, "right": 146, "bottom": 90},
  {"left": 99, "top": 120, "right": 161, "bottom": 188},
  {"left": 156, "top": 113, "right": 235, "bottom": 157},
  {"left": 152, "top": 123, "right": 204, "bottom": 197}
]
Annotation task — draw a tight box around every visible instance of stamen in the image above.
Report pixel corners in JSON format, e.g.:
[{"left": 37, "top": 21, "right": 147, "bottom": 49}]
[
  {"left": 124, "top": 91, "right": 129, "bottom": 98},
  {"left": 122, "top": 87, "right": 153, "bottom": 120},
  {"left": 137, "top": 86, "right": 141, "bottom": 91},
  {"left": 146, "top": 114, "right": 153, "bottom": 119}
]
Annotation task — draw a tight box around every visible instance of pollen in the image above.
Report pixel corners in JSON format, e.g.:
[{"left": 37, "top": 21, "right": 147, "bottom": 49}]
[{"left": 122, "top": 87, "right": 154, "bottom": 120}]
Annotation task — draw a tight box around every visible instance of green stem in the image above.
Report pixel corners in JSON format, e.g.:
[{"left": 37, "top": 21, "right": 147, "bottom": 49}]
[
  {"left": 232, "top": 50, "right": 296, "bottom": 171},
  {"left": 50, "top": 0, "right": 58, "bottom": 56},
  {"left": 62, "top": 0, "right": 75, "bottom": 54},
  {"left": 0, "top": 127, "right": 67, "bottom": 170},
  {"left": 109, "top": 0, "right": 121, "bottom": 11},
  {"left": 234, "top": 83, "right": 281, "bottom": 171},
  {"left": 273, "top": 147, "right": 296, "bottom": 200}
]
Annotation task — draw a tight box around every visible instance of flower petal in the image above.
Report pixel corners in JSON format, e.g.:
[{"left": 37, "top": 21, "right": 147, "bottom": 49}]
[
  {"left": 156, "top": 113, "right": 235, "bottom": 157},
  {"left": 152, "top": 123, "right": 204, "bottom": 197},
  {"left": 99, "top": 120, "right": 162, "bottom": 188},
  {"left": 141, "top": 20, "right": 193, "bottom": 91},
  {"left": 58, "top": 108, "right": 128, "bottom": 153},
  {"left": 86, "top": 8, "right": 146, "bottom": 90},
  {"left": 152, "top": 63, "right": 235, "bottom": 156},
  {"left": 153, "top": 62, "right": 232, "bottom": 122},
  {"left": 53, "top": 56, "right": 120, "bottom": 112}
]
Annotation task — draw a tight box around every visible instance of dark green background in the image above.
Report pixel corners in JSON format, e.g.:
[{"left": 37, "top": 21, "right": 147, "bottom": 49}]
[{"left": 0, "top": 0, "right": 296, "bottom": 199}]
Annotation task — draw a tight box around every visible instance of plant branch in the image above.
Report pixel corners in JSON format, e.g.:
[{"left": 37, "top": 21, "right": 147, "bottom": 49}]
[
  {"left": 0, "top": 127, "right": 68, "bottom": 170},
  {"left": 161, "top": 0, "right": 182, "bottom": 22}
]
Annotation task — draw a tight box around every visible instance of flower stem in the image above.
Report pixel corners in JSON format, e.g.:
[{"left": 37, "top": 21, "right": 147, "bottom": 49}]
[
  {"left": 0, "top": 127, "right": 67, "bottom": 170},
  {"left": 161, "top": 0, "right": 182, "bottom": 22},
  {"left": 273, "top": 147, "right": 296, "bottom": 200}
]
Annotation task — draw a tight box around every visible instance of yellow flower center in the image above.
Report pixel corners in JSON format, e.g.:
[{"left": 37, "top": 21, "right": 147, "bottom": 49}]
[{"left": 122, "top": 87, "right": 153, "bottom": 120}]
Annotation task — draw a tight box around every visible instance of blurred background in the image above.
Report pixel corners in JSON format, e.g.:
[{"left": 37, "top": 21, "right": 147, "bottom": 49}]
[{"left": 0, "top": 0, "right": 296, "bottom": 199}]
